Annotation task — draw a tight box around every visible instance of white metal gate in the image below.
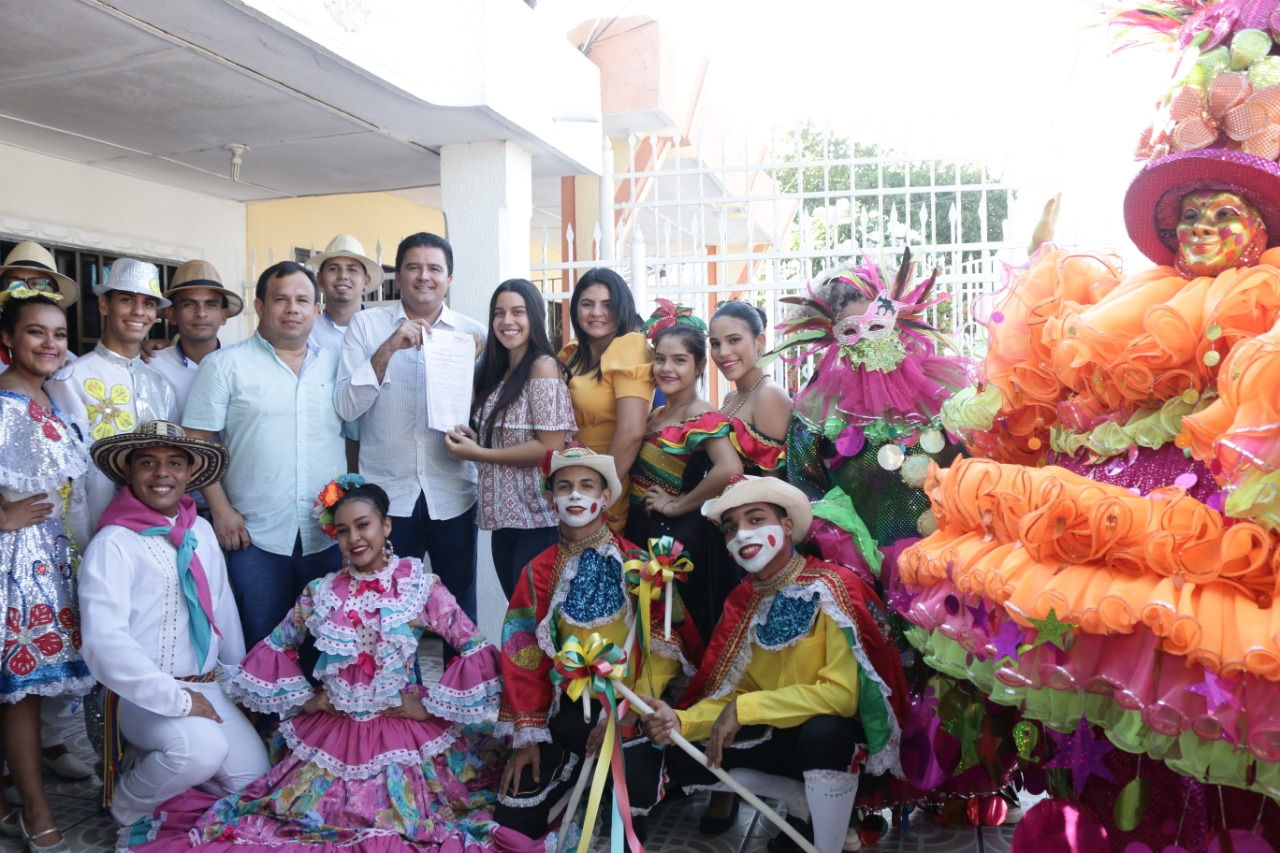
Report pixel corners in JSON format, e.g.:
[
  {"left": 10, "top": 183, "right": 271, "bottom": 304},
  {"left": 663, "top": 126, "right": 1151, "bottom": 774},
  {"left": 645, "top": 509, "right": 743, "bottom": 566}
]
[{"left": 532, "top": 126, "right": 1028, "bottom": 390}]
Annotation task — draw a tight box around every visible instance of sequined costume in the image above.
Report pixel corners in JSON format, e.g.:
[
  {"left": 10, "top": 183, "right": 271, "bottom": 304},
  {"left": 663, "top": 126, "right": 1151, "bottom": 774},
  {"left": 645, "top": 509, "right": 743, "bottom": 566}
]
[
  {"left": 126, "top": 556, "right": 506, "bottom": 853},
  {"left": 626, "top": 411, "right": 736, "bottom": 641},
  {"left": 46, "top": 343, "right": 177, "bottom": 528},
  {"left": 0, "top": 391, "right": 93, "bottom": 703},
  {"left": 492, "top": 526, "right": 701, "bottom": 848}
]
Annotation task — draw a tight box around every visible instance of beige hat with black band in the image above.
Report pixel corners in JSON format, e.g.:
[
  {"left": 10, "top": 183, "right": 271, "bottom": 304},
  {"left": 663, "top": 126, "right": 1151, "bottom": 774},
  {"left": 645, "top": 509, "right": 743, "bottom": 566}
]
[{"left": 163, "top": 259, "right": 244, "bottom": 317}]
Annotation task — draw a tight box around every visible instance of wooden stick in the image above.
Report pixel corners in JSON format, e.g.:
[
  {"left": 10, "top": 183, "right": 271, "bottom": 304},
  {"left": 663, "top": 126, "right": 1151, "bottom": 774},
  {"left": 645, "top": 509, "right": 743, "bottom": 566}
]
[
  {"left": 553, "top": 752, "right": 596, "bottom": 853},
  {"left": 664, "top": 579, "right": 672, "bottom": 640},
  {"left": 614, "top": 682, "right": 821, "bottom": 853}
]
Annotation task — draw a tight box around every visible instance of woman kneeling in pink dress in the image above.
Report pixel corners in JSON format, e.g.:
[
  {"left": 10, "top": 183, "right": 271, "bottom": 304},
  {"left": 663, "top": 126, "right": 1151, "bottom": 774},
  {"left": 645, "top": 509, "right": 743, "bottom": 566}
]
[{"left": 129, "top": 477, "right": 507, "bottom": 853}]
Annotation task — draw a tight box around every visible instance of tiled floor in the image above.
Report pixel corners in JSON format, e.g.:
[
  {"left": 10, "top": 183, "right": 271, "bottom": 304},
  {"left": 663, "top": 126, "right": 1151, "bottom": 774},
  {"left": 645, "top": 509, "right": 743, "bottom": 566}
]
[{"left": 1, "top": 640, "right": 1014, "bottom": 853}]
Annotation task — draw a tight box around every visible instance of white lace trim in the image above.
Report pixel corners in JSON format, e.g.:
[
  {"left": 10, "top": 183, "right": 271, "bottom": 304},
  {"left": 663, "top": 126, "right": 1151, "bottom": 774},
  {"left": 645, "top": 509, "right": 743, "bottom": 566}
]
[
  {"left": 223, "top": 662, "right": 313, "bottom": 714},
  {"left": 305, "top": 565, "right": 431, "bottom": 713},
  {"left": 421, "top": 674, "right": 502, "bottom": 724},
  {"left": 496, "top": 753, "right": 580, "bottom": 808},
  {"left": 803, "top": 768, "right": 860, "bottom": 793},
  {"left": 650, "top": 633, "right": 697, "bottom": 677},
  {"left": 277, "top": 716, "right": 459, "bottom": 781},
  {"left": 0, "top": 674, "right": 94, "bottom": 704},
  {"left": 499, "top": 722, "right": 553, "bottom": 749}
]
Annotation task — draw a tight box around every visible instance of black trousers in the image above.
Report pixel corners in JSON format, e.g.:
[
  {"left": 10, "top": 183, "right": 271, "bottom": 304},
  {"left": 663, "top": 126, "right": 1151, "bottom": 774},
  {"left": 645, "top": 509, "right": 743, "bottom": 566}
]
[
  {"left": 495, "top": 698, "right": 667, "bottom": 839},
  {"left": 666, "top": 714, "right": 865, "bottom": 790}
]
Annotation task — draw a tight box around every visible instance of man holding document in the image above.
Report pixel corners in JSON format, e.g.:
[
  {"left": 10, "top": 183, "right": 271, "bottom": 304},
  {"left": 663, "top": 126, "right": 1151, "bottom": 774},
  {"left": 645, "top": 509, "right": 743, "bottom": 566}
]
[{"left": 335, "top": 232, "right": 487, "bottom": 623}]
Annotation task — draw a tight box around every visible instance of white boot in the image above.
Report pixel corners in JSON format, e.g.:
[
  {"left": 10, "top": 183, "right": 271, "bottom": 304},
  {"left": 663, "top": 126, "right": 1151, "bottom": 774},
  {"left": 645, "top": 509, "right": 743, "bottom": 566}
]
[
  {"left": 729, "top": 768, "right": 810, "bottom": 821},
  {"left": 804, "top": 769, "right": 859, "bottom": 853}
]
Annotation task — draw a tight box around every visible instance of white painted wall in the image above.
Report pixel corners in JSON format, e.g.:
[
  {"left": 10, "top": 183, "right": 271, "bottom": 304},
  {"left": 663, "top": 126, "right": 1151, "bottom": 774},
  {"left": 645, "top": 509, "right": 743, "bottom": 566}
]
[{"left": 0, "top": 143, "right": 253, "bottom": 342}]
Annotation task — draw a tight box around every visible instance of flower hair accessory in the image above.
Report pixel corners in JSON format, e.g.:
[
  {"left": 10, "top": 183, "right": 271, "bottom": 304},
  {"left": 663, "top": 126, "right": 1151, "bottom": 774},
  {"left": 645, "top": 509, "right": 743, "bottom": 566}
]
[
  {"left": 0, "top": 286, "right": 63, "bottom": 310},
  {"left": 644, "top": 298, "right": 707, "bottom": 341},
  {"left": 312, "top": 473, "right": 368, "bottom": 539}
]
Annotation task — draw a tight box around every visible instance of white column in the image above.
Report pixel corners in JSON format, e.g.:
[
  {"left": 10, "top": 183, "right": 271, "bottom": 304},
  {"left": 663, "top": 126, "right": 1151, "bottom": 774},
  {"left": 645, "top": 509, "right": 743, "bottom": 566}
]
[
  {"left": 439, "top": 140, "right": 534, "bottom": 321},
  {"left": 438, "top": 140, "right": 533, "bottom": 644}
]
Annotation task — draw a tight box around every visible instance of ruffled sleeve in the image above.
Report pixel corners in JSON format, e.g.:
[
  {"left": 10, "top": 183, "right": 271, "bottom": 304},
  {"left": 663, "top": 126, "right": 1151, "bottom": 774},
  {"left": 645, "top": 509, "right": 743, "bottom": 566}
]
[
  {"left": 656, "top": 411, "right": 731, "bottom": 454},
  {"left": 526, "top": 376, "right": 578, "bottom": 433},
  {"left": 418, "top": 574, "right": 502, "bottom": 724},
  {"left": 224, "top": 582, "right": 317, "bottom": 714},
  {"left": 729, "top": 417, "right": 786, "bottom": 473},
  {"left": 601, "top": 332, "right": 655, "bottom": 401}
]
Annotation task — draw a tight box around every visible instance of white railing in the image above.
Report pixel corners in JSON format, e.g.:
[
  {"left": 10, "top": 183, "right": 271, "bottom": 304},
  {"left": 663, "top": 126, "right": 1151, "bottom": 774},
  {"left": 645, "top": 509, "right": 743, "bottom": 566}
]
[{"left": 532, "top": 127, "right": 1032, "bottom": 390}]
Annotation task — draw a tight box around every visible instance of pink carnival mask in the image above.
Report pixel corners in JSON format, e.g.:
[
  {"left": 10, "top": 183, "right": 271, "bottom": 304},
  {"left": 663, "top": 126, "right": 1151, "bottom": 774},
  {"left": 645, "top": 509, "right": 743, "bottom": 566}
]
[{"left": 833, "top": 293, "right": 902, "bottom": 345}]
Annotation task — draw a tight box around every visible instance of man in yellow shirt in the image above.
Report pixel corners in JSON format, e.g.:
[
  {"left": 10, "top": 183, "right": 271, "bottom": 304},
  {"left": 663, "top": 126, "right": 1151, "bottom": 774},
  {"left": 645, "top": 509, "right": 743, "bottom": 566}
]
[
  {"left": 641, "top": 476, "right": 909, "bottom": 853},
  {"left": 493, "top": 447, "right": 702, "bottom": 849}
]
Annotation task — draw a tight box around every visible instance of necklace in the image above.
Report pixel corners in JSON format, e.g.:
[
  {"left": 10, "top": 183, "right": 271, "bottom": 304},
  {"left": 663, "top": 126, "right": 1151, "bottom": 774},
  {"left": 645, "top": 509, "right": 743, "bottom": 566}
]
[{"left": 721, "top": 373, "right": 766, "bottom": 419}]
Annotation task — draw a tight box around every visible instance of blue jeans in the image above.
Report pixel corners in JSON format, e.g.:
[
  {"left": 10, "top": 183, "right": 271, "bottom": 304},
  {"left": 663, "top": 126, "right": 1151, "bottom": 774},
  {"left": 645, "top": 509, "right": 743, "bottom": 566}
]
[
  {"left": 389, "top": 494, "right": 479, "bottom": 625},
  {"left": 490, "top": 526, "right": 558, "bottom": 600},
  {"left": 226, "top": 537, "right": 343, "bottom": 650}
]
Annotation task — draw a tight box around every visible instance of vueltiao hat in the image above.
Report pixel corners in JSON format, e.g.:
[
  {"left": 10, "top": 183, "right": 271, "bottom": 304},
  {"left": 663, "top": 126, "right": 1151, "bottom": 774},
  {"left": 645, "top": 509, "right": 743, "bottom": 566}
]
[
  {"left": 1124, "top": 148, "right": 1280, "bottom": 266},
  {"left": 308, "top": 234, "right": 383, "bottom": 293},
  {"left": 0, "top": 241, "right": 79, "bottom": 310},
  {"left": 93, "top": 258, "right": 170, "bottom": 308},
  {"left": 701, "top": 474, "right": 813, "bottom": 543},
  {"left": 163, "top": 259, "right": 244, "bottom": 317},
  {"left": 543, "top": 446, "right": 623, "bottom": 500},
  {"left": 91, "top": 420, "right": 228, "bottom": 493}
]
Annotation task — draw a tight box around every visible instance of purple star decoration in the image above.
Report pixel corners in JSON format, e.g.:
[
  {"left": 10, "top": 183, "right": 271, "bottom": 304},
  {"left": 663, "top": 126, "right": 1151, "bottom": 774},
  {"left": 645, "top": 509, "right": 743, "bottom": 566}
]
[
  {"left": 1188, "top": 670, "right": 1243, "bottom": 712},
  {"left": 1043, "top": 717, "right": 1115, "bottom": 796},
  {"left": 991, "top": 620, "right": 1023, "bottom": 664}
]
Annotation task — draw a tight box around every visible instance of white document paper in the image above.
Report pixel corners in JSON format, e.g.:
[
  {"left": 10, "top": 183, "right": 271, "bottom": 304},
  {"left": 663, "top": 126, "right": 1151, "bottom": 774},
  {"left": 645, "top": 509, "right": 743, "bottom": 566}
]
[{"left": 423, "top": 330, "right": 475, "bottom": 432}]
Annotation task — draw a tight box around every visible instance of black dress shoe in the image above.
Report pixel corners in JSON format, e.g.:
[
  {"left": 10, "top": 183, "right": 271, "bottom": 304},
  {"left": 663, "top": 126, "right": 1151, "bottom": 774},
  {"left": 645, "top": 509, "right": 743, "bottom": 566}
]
[
  {"left": 697, "top": 793, "right": 741, "bottom": 835},
  {"left": 766, "top": 814, "right": 815, "bottom": 853}
]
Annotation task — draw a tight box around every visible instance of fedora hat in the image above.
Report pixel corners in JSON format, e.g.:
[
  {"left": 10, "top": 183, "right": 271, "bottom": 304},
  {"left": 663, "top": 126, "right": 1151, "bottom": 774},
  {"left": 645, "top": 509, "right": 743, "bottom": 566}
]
[
  {"left": 1125, "top": 148, "right": 1280, "bottom": 266},
  {"left": 544, "top": 446, "right": 623, "bottom": 500},
  {"left": 92, "top": 258, "right": 171, "bottom": 308},
  {"left": 91, "top": 420, "right": 228, "bottom": 492},
  {"left": 701, "top": 475, "right": 813, "bottom": 543},
  {"left": 0, "top": 242, "right": 79, "bottom": 310},
  {"left": 164, "top": 259, "right": 244, "bottom": 317},
  {"left": 308, "top": 234, "right": 382, "bottom": 293}
]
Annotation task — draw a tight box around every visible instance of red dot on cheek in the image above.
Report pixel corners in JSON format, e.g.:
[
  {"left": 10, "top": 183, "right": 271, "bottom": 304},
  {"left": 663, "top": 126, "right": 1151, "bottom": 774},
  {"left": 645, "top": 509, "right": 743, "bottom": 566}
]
[
  {"left": 767, "top": 533, "right": 776, "bottom": 547},
  {"left": 590, "top": 502, "right": 598, "bottom": 514}
]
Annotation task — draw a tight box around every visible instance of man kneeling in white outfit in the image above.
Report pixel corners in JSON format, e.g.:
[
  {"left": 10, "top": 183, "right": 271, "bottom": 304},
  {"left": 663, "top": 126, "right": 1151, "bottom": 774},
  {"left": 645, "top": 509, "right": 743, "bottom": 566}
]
[{"left": 78, "top": 421, "right": 270, "bottom": 836}]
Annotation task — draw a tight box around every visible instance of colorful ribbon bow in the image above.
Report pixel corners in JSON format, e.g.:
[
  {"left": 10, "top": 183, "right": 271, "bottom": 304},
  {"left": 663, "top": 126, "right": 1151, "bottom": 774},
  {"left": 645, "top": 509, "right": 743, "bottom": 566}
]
[
  {"left": 643, "top": 298, "right": 706, "bottom": 340},
  {"left": 552, "top": 635, "right": 642, "bottom": 853},
  {"left": 623, "top": 536, "right": 692, "bottom": 651},
  {"left": 551, "top": 633, "right": 627, "bottom": 710}
]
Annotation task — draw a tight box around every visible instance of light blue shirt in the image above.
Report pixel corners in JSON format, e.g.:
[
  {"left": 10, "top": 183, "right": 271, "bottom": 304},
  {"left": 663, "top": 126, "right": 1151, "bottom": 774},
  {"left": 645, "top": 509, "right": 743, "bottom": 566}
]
[
  {"left": 183, "top": 332, "right": 345, "bottom": 556},
  {"left": 308, "top": 310, "right": 350, "bottom": 355}
]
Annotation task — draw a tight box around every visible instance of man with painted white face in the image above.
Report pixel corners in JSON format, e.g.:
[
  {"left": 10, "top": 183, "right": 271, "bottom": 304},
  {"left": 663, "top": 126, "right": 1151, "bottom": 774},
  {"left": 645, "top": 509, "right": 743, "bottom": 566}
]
[
  {"left": 639, "top": 476, "right": 910, "bottom": 853},
  {"left": 491, "top": 447, "right": 702, "bottom": 851}
]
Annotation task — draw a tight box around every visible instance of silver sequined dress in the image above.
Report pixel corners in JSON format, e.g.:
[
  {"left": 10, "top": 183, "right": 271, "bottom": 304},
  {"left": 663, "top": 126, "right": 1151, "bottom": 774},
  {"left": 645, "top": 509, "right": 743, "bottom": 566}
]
[{"left": 0, "top": 390, "right": 94, "bottom": 703}]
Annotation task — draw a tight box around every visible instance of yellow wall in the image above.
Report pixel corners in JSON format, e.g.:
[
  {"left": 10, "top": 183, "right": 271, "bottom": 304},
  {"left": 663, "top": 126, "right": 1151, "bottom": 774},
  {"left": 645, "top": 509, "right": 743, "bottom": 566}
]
[{"left": 245, "top": 192, "right": 447, "bottom": 277}]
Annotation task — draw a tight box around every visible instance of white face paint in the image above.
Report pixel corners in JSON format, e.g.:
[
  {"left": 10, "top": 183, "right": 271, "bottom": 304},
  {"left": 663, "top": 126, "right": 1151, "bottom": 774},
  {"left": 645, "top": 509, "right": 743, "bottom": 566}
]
[
  {"left": 727, "top": 525, "right": 787, "bottom": 574},
  {"left": 554, "top": 491, "right": 604, "bottom": 528}
]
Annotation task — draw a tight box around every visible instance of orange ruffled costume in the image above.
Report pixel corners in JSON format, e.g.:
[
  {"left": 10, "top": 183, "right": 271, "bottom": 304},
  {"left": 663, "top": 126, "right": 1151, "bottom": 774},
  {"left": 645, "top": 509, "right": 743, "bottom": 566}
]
[{"left": 901, "top": 246, "right": 1280, "bottom": 794}]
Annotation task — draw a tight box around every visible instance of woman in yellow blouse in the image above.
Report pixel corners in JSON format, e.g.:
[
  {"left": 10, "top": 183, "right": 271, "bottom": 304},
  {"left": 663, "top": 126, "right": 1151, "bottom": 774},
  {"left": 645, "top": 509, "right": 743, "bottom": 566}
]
[{"left": 558, "top": 268, "right": 654, "bottom": 530}]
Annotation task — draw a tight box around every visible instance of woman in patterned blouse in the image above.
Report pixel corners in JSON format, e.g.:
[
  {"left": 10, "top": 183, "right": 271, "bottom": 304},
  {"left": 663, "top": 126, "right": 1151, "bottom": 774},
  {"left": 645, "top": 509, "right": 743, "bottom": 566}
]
[{"left": 445, "top": 279, "right": 577, "bottom": 598}]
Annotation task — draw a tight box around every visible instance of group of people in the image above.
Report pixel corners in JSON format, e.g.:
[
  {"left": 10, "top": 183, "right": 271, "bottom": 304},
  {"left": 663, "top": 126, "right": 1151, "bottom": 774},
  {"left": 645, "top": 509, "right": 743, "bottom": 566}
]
[{"left": 0, "top": 228, "right": 957, "bottom": 853}]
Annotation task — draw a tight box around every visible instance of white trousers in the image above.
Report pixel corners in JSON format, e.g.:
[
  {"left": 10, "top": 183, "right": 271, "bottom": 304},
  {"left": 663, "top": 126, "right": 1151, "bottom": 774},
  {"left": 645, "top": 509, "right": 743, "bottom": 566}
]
[{"left": 111, "top": 682, "right": 270, "bottom": 826}]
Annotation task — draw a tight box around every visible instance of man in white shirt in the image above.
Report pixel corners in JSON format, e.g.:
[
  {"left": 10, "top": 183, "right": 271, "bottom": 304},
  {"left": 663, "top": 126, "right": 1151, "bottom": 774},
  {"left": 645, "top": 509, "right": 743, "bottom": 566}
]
[
  {"left": 47, "top": 258, "right": 177, "bottom": 529},
  {"left": 148, "top": 260, "right": 242, "bottom": 418},
  {"left": 78, "top": 421, "right": 269, "bottom": 837},
  {"left": 335, "top": 232, "right": 486, "bottom": 623},
  {"left": 307, "top": 233, "right": 380, "bottom": 355}
]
